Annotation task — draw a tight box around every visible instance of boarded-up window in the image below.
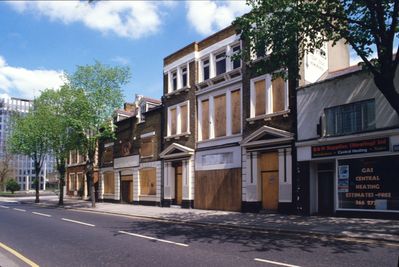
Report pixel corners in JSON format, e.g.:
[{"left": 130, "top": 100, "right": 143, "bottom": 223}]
[
  {"left": 76, "top": 173, "right": 84, "bottom": 191},
  {"left": 170, "top": 108, "right": 177, "bottom": 135},
  {"left": 140, "top": 168, "right": 156, "bottom": 195},
  {"left": 180, "top": 105, "right": 188, "bottom": 133},
  {"left": 104, "top": 172, "right": 115, "bottom": 194},
  {"left": 103, "top": 147, "right": 113, "bottom": 164},
  {"left": 71, "top": 150, "right": 77, "bottom": 164},
  {"left": 272, "top": 77, "right": 285, "bottom": 112},
  {"left": 214, "top": 94, "right": 226, "bottom": 137},
  {"left": 255, "top": 79, "right": 266, "bottom": 116},
  {"left": 69, "top": 173, "right": 76, "bottom": 191},
  {"left": 201, "top": 99, "right": 209, "bottom": 140},
  {"left": 141, "top": 137, "right": 154, "bottom": 157},
  {"left": 231, "top": 90, "right": 241, "bottom": 134}
]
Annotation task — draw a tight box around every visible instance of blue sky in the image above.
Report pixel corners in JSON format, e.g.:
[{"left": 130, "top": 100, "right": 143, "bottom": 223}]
[
  {"left": 0, "top": 1, "right": 396, "bottom": 103},
  {"left": 0, "top": 1, "right": 250, "bottom": 102}
]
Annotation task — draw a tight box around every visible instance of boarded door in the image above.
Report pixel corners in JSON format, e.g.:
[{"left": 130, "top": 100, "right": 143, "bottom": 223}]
[
  {"left": 175, "top": 164, "right": 183, "bottom": 205},
  {"left": 121, "top": 175, "right": 133, "bottom": 203},
  {"left": 260, "top": 152, "right": 279, "bottom": 210},
  {"left": 195, "top": 169, "right": 242, "bottom": 211}
]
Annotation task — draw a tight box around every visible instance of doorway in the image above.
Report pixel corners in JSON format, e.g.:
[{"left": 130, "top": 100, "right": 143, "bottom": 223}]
[
  {"left": 121, "top": 175, "right": 133, "bottom": 203},
  {"left": 260, "top": 152, "right": 279, "bottom": 211},
  {"left": 317, "top": 163, "right": 334, "bottom": 215},
  {"left": 174, "top": 163, "right": 183, "bottom": 205}
]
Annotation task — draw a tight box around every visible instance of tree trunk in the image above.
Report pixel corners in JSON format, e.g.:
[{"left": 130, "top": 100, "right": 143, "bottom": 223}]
[
  {"left": 58, "top": 173, "right": 65, "bottom": 206},
  {"left": 374, "top": 73, "right": 399, "bottom": 116},
  {"left": 86, "top": 159, "right": 95, "bottom": 208},
  {"left": 35, "top": 173, "right": 40, "bottom": 203}
]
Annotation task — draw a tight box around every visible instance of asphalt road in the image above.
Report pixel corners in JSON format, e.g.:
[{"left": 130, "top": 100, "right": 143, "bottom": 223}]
[{"left": 0, "top": 200, "right": 398, "bottom": 267}]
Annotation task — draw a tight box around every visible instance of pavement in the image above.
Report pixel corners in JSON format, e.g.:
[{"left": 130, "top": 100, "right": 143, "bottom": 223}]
[{"left": 4, "top": 195, "right": 399, "bottom": 244}]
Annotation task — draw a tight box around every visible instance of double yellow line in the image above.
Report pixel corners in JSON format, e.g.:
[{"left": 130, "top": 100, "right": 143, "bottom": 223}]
[{"left": 0, "top": 241, "right": 39, "bottom": 267}]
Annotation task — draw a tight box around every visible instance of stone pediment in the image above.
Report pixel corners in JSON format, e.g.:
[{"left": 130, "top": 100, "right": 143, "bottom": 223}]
[
  {"left": 241, "top": 126, "right": 294, "bottom": 148},
  {"left": 160, "top": 143, "right": 194, "bottom": 159}
]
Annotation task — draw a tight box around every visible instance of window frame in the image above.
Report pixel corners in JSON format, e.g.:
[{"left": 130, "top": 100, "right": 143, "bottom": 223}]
[
  {"left": 249, "top": 74, "right": 289, "bottom": 119},
  {"left": 215, "top": 51, "right": 227, "bottom": 76},
  {"left": 198, "top": 87, "right": 242, "bottom": 141},
  {"left": 323, "top": 99, "right": 376, "bottom": 137},
  {"left": 167, "top": 101, "right": 190, "bottom": 137}
]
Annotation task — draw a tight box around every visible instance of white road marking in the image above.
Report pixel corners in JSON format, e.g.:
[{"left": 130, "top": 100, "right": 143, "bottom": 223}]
[
  {"left": 254, "top": 258, "right": 301, "bottom": 267},
  {"left": 118, "top": 230, "right": 189, "bottom": 247},
  {"left": 13, "top": 208, "right": 26, "bottom": 212},
  {"left": 3, "top": 200, "right": 18, "bottom": 203},
  {"left": 61, "top": 218, "right": 95, "bottom": 227},
  {"left": 0, "top": 205, "right": 10, "bottom": 209},
  {"left": 32, "top": 211, "right": 52, "bottom": 217}
]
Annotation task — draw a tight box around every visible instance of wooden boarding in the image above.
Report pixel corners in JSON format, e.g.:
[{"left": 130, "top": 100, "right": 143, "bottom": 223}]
[
  {"left": 259, "top": 152, "right": 279, "bottom": 210},
  {"left": 201, "top": 100, "right": 209, "bottom": 140},
  {"left": 175, "top": 165, "right": 183, "bottom": 205},
  {"left": 180, "top": 105, "right": 188, "bottom": 133},
  {"left": 104, "top": 172, "right": 115, "bottom": 194},
  {"left": 255, "top": 79, "right": 266, "bottom": 116},
  {"left": 121, "top": 180, "right": 133, "bottom": 203},
  {"left": 231, "top": 89, "right": 241, "bottom": 134},
  {"left": 69, "top": 173, "right": 76, "bottom": 191},
  {"left": 195, "top": 168, "right": 241, "bottom": 211},
  {"left": 272, "top": 77, "right": 285, "bottom": 112},
  {"left": 214, "top": 94, "right": 226, "bottom": 137},
  {"left": 76, "top": 173, "right": 83, "bottom": 191},
  {"left": 170, "top": 108, "right": 177, "bottom": 135},
  {"left": 141, "top": 137, "right": 154, "bottom": 157},
  {"left": 140, "top": 168, "right": 156, "bottom": 195},
  {"left": 262, "top": 171, "right": 279, "bottom": 210}
]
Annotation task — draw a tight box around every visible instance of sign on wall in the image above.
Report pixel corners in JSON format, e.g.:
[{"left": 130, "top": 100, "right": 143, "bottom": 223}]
[
  {"left": 312, "top": 138, "right": 389, "bottom": 158},
  {"left": 337, "top": 156, "right": 399, "bottom": 211}
]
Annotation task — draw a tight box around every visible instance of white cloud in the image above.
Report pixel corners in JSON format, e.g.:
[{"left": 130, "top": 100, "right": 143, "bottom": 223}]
[
  {"left": 186, "top": 1, "right": 250, "bottom": 35},
  {"left": 7, "top": 1, "right": 163, "bottom": 40},
  {"left": 0, "top": 56, "right": 65, "bottom": 99},
  {"left": 112, "top": 56, "right": 130, "bottom": 66}
]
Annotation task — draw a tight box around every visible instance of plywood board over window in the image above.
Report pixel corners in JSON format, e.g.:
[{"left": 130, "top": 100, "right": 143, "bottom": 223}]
[
  {"left": 201, "top": 99, "right": 209, "bottom": 140},
  {"left": 170, "top": 108, "right": 177, "bottom": 135},
  {"left": 180, "top": 105, "right": 188, "bottom": 133},
  {"left": 69, "top": 173, "right": 76, "bottom": 191},
  {"left": 104, "top": 172, "right": 115, "bottom": 194},
  {"left": 140, "top": 168, "right": 156, "bottom": 195},
  {"left": 141, "top": 137, "right": 154, "bottom": 157},
  {"left": 214, "top": 94, "right": 226, "bottom": 137},
  {"left": 255, "top": 79, "right": 266, "bottom": 116},
  {"left": 231, "top": 90, "right": 241, "bottom": 134},
  {"left": 272, "top": 77, "right": 285, "bottom": 112}
]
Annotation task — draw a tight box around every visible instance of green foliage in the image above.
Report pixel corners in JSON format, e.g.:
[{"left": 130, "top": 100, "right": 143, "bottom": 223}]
[
  {"left": 67, "top": 61, "right": 130, "bottom": 156},
  {"left": 234, "top": 0, "right": 399, "bottom": 113},
  {"left": 6, "top": 179, "right": 20, "bottom": 194}
]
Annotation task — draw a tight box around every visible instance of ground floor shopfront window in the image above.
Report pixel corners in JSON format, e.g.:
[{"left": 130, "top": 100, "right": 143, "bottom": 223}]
[{"left": 337, "top": 155, "right": 399, "bottom": 211}]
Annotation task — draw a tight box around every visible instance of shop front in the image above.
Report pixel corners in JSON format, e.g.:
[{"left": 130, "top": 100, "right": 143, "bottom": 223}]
[{"left": 297, "top": 136, "right": 399, "bottom": 218}]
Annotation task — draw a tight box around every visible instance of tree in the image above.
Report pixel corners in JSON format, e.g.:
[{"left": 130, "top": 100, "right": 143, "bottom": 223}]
[
  {"left": 68, "top": 61, "right": 130, "bottom": 207},
  {"left": 34, "top": 86, "right": 90, "bottom": 205},
  {"left": 8, "top": 105, "right": 53, "bottom": 203},
  {"left": 6, "top": 179, "right": 20, "bottom": 194},
  {"left": 233, "top": 0, "right": 399, "bottom": 114},
  {"left": 0, "top": 148, "right": 15, "bottom": 192}
]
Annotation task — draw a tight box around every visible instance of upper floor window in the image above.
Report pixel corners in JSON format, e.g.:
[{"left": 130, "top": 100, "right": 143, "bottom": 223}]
[
  {"left": 199, "top": 88, "right": 241, "bottom": 141},
  {"left": 203, "top": 59, "right": 210, "bottom": 81},
  {"left": 172, "top": 71, "right": 177, "bottom": 91},
  {"left": 140, "top": 136, "right": 155, "bottom": 158},
  {"left": 182, "top": 67, "right": 188, "bottom": 87},
  {"left": 167, "top": 101, "right": 189, "bottom": 137},
  {"left": 215, "top": 52, "right": 226, "bottom": 76},
  {"left": 168, "top": 64, "right": 190, "bottom": 93},
  {"left": 232, "top": 45, "right": 241, "bottom": 69},
  {"left": 250, "top": 75, "right": 288, "bottom": 118},
  {"left": 323, "top": 99, "right": 375, "bottom": 137}
]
